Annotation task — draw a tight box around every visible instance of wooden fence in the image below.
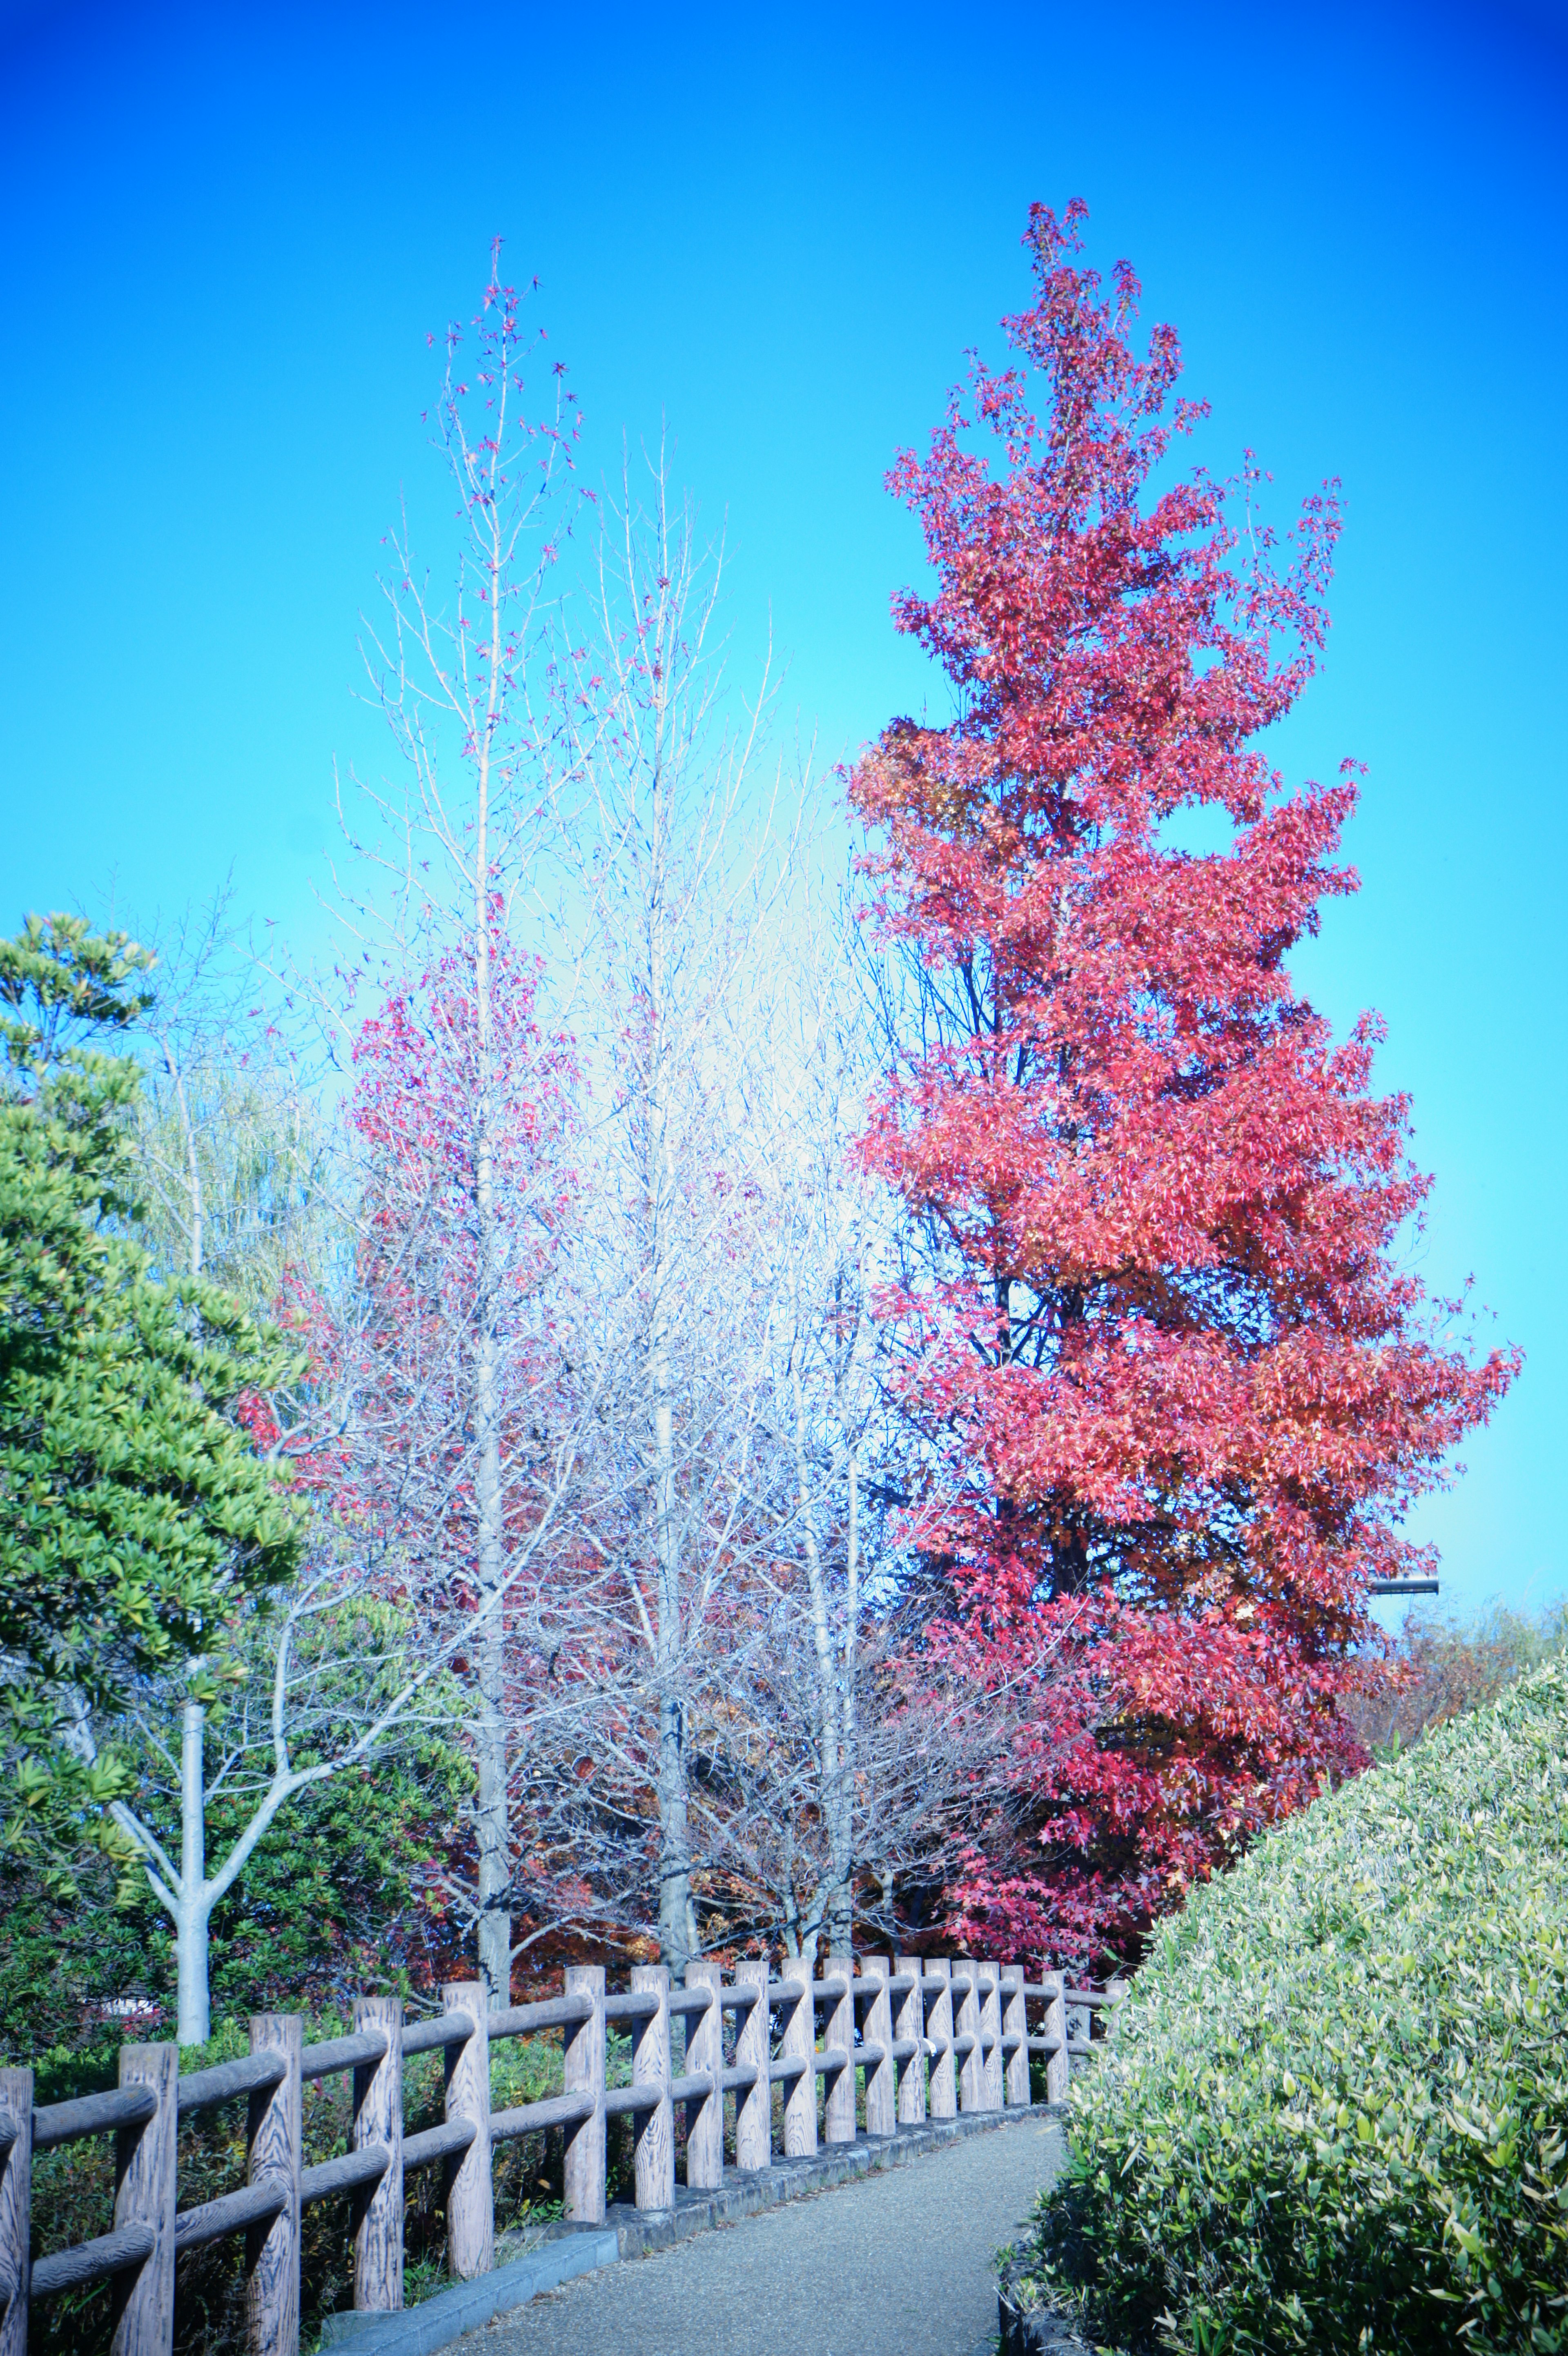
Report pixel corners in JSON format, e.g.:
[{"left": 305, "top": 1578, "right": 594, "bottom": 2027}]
[{"left": 0, "top": 1952, "right": 1123, "bottom": 2356}]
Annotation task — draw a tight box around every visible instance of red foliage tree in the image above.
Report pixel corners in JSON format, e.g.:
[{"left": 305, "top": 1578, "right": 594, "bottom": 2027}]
[{"left": 851, "top": 202, "right": 1519, "bottom": 1964}]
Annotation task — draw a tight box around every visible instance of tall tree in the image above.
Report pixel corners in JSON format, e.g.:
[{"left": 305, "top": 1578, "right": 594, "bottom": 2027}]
[
  {"left": 546, "top": 460, "right": 804, "bottom": 1981},
  {"left": 329, "top": 915, "right": 579, "bottom": 1983},
  {"left": 292, "top": 249, "right": 586, "bottom": 2004},
  {"left": 850, "top": 204, "right": 1519, "bottom": 1961},
  {"left": 0, "top": 915, "right": 300, "bottom": 1913}
]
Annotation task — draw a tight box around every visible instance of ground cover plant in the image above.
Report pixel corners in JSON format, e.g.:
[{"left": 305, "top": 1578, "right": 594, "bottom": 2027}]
[{"left": 1018, "top": 1659, "right": 1568, "bottom": 2352}]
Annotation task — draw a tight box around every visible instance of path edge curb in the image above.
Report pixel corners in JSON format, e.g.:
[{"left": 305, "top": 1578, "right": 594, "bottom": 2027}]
[{"left": 315, "top": 2230, "right": 619, "bottom": 2355}]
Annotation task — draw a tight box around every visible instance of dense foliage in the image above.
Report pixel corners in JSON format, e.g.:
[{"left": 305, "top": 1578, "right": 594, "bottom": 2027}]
[
  {"left": 1020, "top": 1660, "right": 1568, "bottom": 2353},
  {"left": 0, "top": 1749, "right": 461, "bottom": 2081},
  {"left": 0, "top": 916, "right": 301, "bottom": 1854},
  {"left": 850, "top": 201, "right": 1517, "bottom": 1959}
]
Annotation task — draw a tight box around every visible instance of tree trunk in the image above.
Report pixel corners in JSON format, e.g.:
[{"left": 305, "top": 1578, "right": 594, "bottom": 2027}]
[
  {"left": 473, "top": 1565, "right": 511, "bottom": 2007},
  {"left": 827, "top": 1433, "right": 862, "bottom": 1950},
  {"left": 471, "top": 900, "right": 512, "bottom": 2004},
  {"left": 468, "top": 563, "right": 514, "bottom": 2011},
  {"left": 471, "top": 1056, "right": 509, "bottom": 2003},
  {"left": 649, "top": 1088, "right": 695, "bottom": 1975},
  {"left": 176, "top": 1695, "right": 210, "bottom": 2045},
  {"left": 645, "top": 773, "right": 697, "bottom": 1983},
  {"left": 650, "top": 1191, "right": 694, "bottom": 1976},
  {"left": 791, "top": 1318, "right": 856, "bottom": 1959}
]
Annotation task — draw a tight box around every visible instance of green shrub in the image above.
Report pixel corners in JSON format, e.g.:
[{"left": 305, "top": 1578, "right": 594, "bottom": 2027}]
[
  {"left": 27, "top": 2021, "right": 573, "bottom": 2356},
  {"left": 0, "top": 1749, "right": 464, "bottom": 2082},
  {"left": 1021, "top": 1659, "right": 1568, "bottom": 2354}
]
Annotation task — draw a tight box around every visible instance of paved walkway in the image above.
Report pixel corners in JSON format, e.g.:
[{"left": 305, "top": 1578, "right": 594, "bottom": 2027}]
[{"left": 474, "top": 2114, "right": 1065, "bottom": 2356}]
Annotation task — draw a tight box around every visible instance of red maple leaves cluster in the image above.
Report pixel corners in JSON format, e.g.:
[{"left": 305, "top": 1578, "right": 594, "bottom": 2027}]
[
  {"left": 851, "top": 201, "right": 1518, "bottom": 1963},
  {"left": 265, "top": 913, "right": 577, "bottom": 1562}
]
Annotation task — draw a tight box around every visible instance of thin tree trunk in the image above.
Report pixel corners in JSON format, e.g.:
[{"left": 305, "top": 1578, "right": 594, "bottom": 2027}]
[
  {"left": 471, "top": 1019, "right": 510, "bottom": 2002},
  {"left": 647, "top": 777, "right": 696, "bottom": 1980},
  {"left": 789, "top": 1319, "right": 852, "bottom": 1948},
  {"left": 170, "top": 1060, "right": 214, "bottom": 2046},
  {"left": 470, "top": 554, "right": 512, "bottom": 2007},
  {"left": 825, "top": 1434, "right": 862, "bottom": 1954},
  {"left": 176, "top": 1694, "right": 211, "bottom": 2045},
  {"left": 473, "top": 1552, "right": 511, "bottom": 2004}
]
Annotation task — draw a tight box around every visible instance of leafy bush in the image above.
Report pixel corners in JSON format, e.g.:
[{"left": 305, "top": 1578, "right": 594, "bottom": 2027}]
[
  {"left": 1020, "top": 1660, "right": 1568, "bottom": 2354},
  {"left": 0, "top": 1755, "right": 461, "bottom": 2081}
]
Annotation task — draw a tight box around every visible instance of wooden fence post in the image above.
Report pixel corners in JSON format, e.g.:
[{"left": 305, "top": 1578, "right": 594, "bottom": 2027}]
[
  {"left": 732, "top": 1963, "right": 770, "bottom": 2171},
  {"left": 1040, "top": 1966, "right": 1069, "bottom": 2104},
  {"left": 892, "top": 1957, "right": 926, "bottom": 2125},
  {"left": 1001, "top": 1967, "right": 1029, "bottom": 2106},
  {"left": 955, "top": 1956, "right": 982, "bottom": 2113},
  {"left": 980, "top": 1961, "right": 1004, "bottom": 2110},
  {"left": 822, "top": 1954, "right": 855, "bottom": 2145},
  {"left": 631, "top": 1965, "right": 674, "bottom": 2209},
  {"left": 1106, "top": 1975, "right": 1129, "bottom": 2042},
  {"left": 860, "top": 1957, "right": 894, "bottom": 2138},
  {"left": 245, "top": 2016, "right": 301, "bottom": 2356},
  {"left": 110, "top": 2042, "right": 177, "bottom": 2356},
  {"left": 684, "top": 1963, "right": 723, "bottom": 2191},
  {"left": 926, "top": 1957, "right": 956, "bottom": 2120},
  {"left": 441, "top": 1984, "right": 492, "bottom": 2280},
  {"left": 352, "top": 1996, "right": 403, "bottom": 2313},
  {"left": 0, "top": 2067, "right": 32, "bottom": 2356},
  {"left": 779, "top": 1969, "right": 816, "bottom": 2158},
  {"left": 563, "top": 1966, "right": 607, "bottom": 2223}
]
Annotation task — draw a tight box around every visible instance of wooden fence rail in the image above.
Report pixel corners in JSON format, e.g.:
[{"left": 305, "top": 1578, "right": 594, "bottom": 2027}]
[{"left": 0, "top": 1953, "right": 1125, "bottom": 2355}]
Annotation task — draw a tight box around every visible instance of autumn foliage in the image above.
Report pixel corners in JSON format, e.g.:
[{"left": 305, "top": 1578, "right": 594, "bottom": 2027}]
[
  {"left": 851, "top": 202, "right": 1519, "bottom": 1963},
  {"left": 9, "top": 228, "right": 1526, "bottom": 2065}
]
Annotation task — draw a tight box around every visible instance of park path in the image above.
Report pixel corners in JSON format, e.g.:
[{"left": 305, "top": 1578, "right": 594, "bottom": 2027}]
[{"left": 472, "top": 2113, "right": 1064, "bottom": 2356}]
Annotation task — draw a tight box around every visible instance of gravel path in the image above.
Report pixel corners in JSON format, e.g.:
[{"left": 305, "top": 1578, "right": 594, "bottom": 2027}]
[{"left": 473, "top": 2115, "right": 1064, "bottom": 2356}]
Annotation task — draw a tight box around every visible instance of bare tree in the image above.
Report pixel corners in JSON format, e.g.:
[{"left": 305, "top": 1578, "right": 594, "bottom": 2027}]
[
  {"left": 501, "top": 905, "right": 1042, "bottom": 1969},
  {"left": 752, "top": 931, "right": 889, "bottom": 1958},
  {"left": 684, "top": 1587, "right": 1004, "bottom": 1965},
  {"left": 68, "top": 1565, "right": 450, "bottom": 2045},
  {"left": 54, "top": 906, "right": 362, "bottom": 2044},
  {"left": 677, "top": 920, "right": 1017, "bottom": 1964},
  {"left": 85, "top": 887, "right": 572, "bottom": 2040},
  {"left": 526, "top": 453, "right": 819, "bottom": 1976},
  {"left": 261, "top": 250, "right": 597, "bottom": 2004},
  {"left": 129, "top": 889, "right": 334, "bottom": 1305}
]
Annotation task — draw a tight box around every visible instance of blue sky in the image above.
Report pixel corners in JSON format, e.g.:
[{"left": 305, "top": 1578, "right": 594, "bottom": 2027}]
[{"left": 2, "top": 0, "right": 1564, "bottom": 1627}]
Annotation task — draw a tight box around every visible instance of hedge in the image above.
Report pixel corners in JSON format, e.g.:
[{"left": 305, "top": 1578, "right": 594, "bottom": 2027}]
[{"left": 1018, "top": 1659, "right": 1568, "bottom": 2353}]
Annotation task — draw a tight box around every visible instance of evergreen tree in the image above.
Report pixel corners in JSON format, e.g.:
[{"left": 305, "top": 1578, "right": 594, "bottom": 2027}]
[{"left": 0, "top": 914, "right": 301, "bottom": 1856}]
